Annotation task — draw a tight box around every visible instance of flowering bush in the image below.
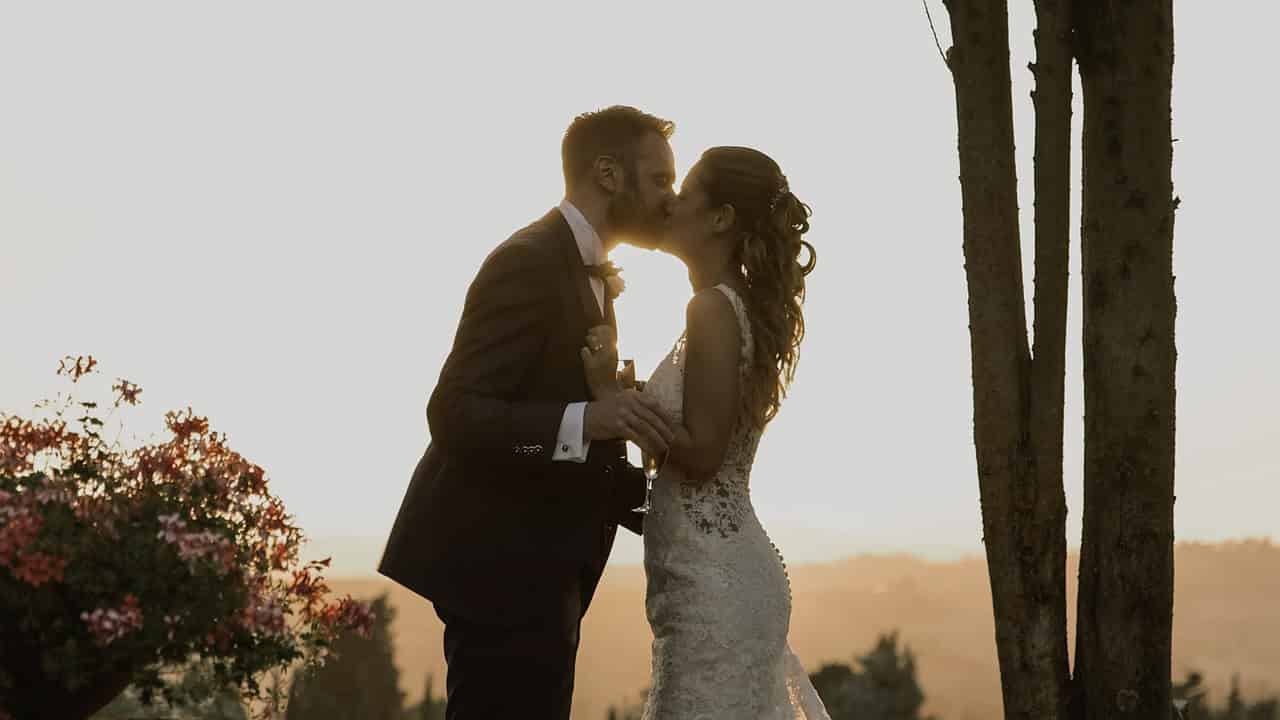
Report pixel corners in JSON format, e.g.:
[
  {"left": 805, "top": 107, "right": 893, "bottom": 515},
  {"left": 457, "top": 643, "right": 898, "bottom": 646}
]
[{"left": 0, "top": 357, "right": 374, "bottom": 719}]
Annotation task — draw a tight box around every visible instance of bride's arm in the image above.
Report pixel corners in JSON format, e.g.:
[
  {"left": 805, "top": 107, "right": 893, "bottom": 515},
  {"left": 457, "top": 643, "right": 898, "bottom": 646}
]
[{"left": 666, "top": 289, "right": 742, "bottom": 486}]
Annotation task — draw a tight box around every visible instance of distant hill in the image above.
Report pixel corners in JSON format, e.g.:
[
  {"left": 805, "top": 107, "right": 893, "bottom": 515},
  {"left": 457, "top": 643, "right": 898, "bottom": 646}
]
[{"left": 330, "top": 539, "right": 1280, "bottom": 720}]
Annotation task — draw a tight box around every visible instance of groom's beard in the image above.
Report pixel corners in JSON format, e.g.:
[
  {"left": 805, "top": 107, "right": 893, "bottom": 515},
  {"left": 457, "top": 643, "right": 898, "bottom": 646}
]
[{"left": 608, "top": 192, "right": 665, "bottom": 249}]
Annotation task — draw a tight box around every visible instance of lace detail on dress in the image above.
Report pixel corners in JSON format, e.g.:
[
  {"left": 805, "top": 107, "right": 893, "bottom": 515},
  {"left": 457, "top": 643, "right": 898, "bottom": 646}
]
[
  {"left": 639, "top": 283, "right": 831, "bottom": 720},
  {"left": 678, "top": 285, "right": 760, "bottom": 538}
]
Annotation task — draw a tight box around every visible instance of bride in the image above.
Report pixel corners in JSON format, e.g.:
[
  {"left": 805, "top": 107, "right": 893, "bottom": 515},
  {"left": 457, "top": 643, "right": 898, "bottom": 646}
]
[{"left": 584, "top": 146, "right": 829, "bottom": 719}]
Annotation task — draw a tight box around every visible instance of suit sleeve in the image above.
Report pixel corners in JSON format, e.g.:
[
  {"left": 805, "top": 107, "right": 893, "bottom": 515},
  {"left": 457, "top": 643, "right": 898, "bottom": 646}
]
[{"left": 426, "top": 242, "right": 566, "bottom": 464}]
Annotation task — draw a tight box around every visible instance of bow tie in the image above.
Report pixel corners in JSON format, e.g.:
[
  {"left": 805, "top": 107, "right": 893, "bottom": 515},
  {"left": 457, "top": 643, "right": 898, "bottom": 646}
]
[{"left": 584, "top": 261, "right": 621, "bottom": 280}]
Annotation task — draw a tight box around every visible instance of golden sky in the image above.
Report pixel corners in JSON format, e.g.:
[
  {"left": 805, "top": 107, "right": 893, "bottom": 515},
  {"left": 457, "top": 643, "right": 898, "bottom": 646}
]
[{"left": 1, "top": 1, "right": 1275, "bottom": 572}]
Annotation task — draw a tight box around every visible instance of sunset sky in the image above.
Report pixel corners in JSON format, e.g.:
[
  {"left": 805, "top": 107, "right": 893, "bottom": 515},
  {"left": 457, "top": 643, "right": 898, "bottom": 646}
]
[{"left": 2, "top": 2, "right": 1275, "bottom": 572}]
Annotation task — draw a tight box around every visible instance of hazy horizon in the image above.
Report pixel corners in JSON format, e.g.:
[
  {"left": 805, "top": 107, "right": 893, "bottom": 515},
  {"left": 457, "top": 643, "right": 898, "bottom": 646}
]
[
  {"left": 3, "top": 2, "right": 1276, "bottom": 564},
  {"left": 332, "top": 539, "right": 1280, "bottom": 719}
]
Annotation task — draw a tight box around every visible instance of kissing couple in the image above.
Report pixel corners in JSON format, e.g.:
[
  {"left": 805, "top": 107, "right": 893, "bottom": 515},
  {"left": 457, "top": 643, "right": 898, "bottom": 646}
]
[{"left": 381, "top": 105, "right": 828, "bottom": 719}]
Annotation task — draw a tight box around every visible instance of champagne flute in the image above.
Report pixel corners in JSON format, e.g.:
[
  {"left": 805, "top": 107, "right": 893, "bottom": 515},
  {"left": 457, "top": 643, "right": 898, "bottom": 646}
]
[
  {"left": 634, "top": 449, "right": 664, "bottom": 514},
  {"left": 628, "top": 371, "right": 661, "bottom": 514}
]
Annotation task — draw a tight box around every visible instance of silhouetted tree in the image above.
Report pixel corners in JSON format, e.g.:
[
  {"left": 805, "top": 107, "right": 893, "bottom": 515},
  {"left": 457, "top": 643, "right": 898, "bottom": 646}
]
[
  {"left": 1171, "top": 671, "right": 1279, "bottom": 720},
  {"left": 403, "top": 672, "right": 446, "bottom": 720},
  {"left": 1215, "top": 674, "right": 1280, "bottom": 720},
  {"left": 808, "top": 633, "right": 936, "bottom": 720},
  {"left": 1224, "top": 680, "right": 1247, "bottom": 720},
  {"left": 1245, "top": 699, "right": 1280, "bottom": 720},
  {"left": 1173, "top": 671, "right": 1209, "bottom": 718},
  {"left": 939, "top": 0, "right": 1176, "bottom": 716},
  {"left": 285, "top": 593, "right": 402, "bottom": 720},
  {"left": 604, "top": 688, "right": 648, "bottom": 720}
]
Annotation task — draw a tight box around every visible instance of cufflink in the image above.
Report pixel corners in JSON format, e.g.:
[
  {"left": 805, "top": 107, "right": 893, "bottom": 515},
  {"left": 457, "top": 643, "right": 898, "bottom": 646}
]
[{"left": 561, "top": 444, "right": 570, "bottom": 452}]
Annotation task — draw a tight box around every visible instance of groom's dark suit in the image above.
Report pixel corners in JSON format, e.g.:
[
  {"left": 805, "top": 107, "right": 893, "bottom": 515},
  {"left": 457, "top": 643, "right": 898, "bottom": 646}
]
[{"left": 379, "top": 208, "right": 646, "bottom": 719}]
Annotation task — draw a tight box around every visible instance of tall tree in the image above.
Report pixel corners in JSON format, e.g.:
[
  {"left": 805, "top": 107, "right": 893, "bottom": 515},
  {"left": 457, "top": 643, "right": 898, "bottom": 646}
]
[
  {"left": 940, "top": 0, "right": 1071, "bottom": 715},
  {"left": 285, "top": 593, "right": 402, "bottom": 720},
  {"left": 938, "top": 0, "right": 1176, "bottom": 717},
  {"left": 1073, "top": 2, "right": 1178, "bottom": 717}
]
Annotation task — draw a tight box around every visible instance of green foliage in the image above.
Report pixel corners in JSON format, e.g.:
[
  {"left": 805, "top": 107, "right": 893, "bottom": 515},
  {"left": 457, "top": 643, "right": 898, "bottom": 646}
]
[{"left": 808, "top": 632, "right": 936, "bottom": 720}]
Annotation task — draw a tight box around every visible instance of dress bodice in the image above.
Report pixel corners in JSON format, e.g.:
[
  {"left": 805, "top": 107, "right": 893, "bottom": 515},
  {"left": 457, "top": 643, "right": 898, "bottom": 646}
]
[
  {"left": 642, "top": 284, "right": 764, "bottom": 538},
  {"left": 639, "top": 283, "right": 828, "bottom": 719}
]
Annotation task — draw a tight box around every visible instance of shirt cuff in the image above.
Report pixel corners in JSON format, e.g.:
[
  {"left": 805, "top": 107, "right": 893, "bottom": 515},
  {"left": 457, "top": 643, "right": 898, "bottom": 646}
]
[{"left": 552, "top": 401, "right": 591, "bottom": 463}]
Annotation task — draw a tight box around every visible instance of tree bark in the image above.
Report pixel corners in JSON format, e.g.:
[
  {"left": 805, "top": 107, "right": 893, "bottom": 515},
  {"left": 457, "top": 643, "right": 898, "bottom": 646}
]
[
  {"left": 1027, "top": 0, "right": 1074, "bottom": 716},
  {"left": 1074, "top": 1, "right": 1177, "bottom": 717},
  {"left": 942, "top": 0, "right": 1071, "bottom": 717}
]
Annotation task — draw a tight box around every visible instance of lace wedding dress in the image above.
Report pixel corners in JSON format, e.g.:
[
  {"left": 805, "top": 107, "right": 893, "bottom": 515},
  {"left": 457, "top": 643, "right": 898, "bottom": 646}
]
[{"left": 640, "top": 284, "right": 831, "bottom": 720}]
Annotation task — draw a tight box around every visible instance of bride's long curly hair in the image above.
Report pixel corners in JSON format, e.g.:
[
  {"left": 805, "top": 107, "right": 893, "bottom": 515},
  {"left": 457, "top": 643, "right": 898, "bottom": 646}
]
[{"left": 698, "top": 146, "right": 816, "bottom": 428}]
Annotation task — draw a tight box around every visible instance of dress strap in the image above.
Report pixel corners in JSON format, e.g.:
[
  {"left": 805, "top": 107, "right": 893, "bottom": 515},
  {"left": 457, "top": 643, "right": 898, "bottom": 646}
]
[{"left": 712, "top": 284, "right": 753, "bottom": 368}]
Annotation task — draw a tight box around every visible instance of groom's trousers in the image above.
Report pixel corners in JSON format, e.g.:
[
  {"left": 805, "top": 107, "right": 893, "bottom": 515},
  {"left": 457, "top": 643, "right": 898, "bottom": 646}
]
[{"left": 433, "top": 572, "right": 594, "bottom": 720}]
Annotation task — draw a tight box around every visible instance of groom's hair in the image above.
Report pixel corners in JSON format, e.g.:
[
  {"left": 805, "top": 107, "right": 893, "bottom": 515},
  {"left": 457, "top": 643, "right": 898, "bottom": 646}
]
[{"left": 562, "top": 106, "right": 674, "bottom": 190}]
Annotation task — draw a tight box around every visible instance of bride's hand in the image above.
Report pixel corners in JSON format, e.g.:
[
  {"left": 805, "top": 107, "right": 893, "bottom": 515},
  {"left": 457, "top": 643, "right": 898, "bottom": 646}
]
[{"left": 581, "top": 325, "right": 620, "bottom": 399}]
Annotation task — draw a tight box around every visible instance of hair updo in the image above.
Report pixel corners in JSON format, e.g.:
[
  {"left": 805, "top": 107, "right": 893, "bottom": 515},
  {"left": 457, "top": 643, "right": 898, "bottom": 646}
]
[{"left": 696, "top": 146, "right": 816, "bottom": 427}]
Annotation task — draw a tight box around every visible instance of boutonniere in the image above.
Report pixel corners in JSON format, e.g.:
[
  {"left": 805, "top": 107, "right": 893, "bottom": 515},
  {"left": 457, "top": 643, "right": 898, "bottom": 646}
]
[{"left": 587, "top": 261, "right": 626, "bottom": 300}]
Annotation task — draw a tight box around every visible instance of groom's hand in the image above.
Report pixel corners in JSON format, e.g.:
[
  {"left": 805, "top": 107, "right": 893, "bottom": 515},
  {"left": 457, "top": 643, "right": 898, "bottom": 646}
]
[{"left": 584, "top": 390, "right": 674, "bottom": 457}]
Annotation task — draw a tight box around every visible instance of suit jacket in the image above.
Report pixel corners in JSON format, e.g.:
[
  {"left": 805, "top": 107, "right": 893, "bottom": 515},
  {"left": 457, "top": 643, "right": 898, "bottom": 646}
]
[{"left": 378, "top": 209, "right": 647, "bottom": 623}]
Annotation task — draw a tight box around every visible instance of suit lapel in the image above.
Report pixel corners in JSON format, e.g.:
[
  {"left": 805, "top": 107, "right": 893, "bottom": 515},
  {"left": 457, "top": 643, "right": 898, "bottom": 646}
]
[
  {"left": 548, "top": 209, "right": 606, "bottom": 328},
  {"left": 576, "top": 268, "right": 605, "bottom": 328}
]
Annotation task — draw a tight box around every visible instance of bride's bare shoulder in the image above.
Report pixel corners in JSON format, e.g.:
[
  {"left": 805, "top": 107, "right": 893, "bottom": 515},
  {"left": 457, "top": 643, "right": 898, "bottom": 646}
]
[{"left": 686, "top": 288, "right": 739, "bottom": 338}]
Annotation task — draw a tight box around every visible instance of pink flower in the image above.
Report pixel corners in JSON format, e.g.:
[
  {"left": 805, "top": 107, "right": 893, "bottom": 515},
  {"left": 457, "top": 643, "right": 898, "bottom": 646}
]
[
  {"left": 241, "top": 592, "right": 288, "bottom": 637},
  {"left": 80, "top": 594, "right": 143, "bottom": 646},
  {"left": 0, "top": 504, "right": 68, "bottom": 586},
  {"left": 0, "top": 510, "right": 43, "bottom": 567},
  {"left": 11, "top": 552, "right": 69, "bottom": 587},
  {"left": 321, "top": 596, "right": 376, "bottom": 637},
  {"left": 156, "top": 514, "right": 234, "bottom": 573}
]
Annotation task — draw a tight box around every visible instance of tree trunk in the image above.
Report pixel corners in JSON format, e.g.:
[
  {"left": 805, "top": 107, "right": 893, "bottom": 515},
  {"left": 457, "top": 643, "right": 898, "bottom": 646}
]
[
  {"left": 1027, "top": 0, "right": 1074, "bottom": 716},
  {"left": 1027, "top": 0, "right": 1075, "bottom": 715},
  {"left": 1073, "top": 1, "right": 1177, "bottom": 717},
  {"left": 942, "top": 0, "right": 1071, "bottom": 717}
]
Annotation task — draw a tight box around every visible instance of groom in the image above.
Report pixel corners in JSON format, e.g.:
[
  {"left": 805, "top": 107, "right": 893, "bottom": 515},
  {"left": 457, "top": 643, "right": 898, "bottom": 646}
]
[{"left": 379, "top": 106, "right": 678, "bottom": 719}]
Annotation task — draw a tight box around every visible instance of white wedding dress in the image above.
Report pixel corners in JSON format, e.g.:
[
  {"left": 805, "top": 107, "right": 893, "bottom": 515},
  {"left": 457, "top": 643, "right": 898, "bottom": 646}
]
[{"left": 640, "top": 284, "right": 832, "bottom": 720}]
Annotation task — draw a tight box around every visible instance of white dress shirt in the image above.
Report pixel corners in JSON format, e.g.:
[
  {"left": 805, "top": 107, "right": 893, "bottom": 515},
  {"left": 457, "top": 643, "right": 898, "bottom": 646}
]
[{"left": 552, "top": 199, "right": 605, "bottom": 463}]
